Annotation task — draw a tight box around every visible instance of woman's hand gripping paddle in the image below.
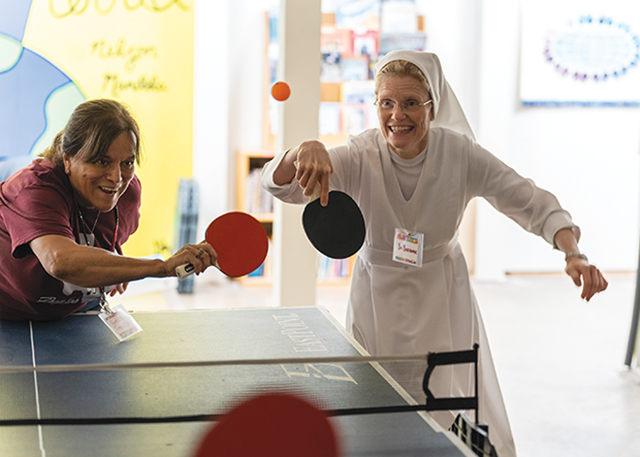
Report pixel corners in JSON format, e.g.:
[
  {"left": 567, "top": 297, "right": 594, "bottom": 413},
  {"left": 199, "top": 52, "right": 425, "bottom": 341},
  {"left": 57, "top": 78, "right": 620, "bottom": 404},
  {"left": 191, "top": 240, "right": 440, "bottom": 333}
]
[
  {"left": 302, "top": 185, "right": 365, "bottom": 259},
  {"left": 175, "top": 212, "right": 269, "bottom": 279}
]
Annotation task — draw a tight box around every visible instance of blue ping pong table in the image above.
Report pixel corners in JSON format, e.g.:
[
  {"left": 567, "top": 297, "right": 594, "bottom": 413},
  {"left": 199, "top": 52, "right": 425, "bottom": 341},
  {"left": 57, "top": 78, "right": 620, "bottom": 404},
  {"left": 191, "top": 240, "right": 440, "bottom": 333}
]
[{"left": 0, "top": 306, "right": 475, "bottom": 456}]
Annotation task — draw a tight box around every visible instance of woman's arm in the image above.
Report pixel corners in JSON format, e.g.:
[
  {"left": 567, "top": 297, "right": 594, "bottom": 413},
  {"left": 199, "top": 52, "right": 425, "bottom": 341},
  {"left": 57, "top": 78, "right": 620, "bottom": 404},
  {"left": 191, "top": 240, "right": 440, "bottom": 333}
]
[
  {"left": 553, "top": 227, "right": 608, "bottom": 301},
  {"left": 272, "top": 140, "right": 334, "bottom": 206},
  {"left": 30, "top": 235, "right": 217, "bottom": 289},
  {"left": 465, "top": 141, "right": 608, "bottom": 301}
]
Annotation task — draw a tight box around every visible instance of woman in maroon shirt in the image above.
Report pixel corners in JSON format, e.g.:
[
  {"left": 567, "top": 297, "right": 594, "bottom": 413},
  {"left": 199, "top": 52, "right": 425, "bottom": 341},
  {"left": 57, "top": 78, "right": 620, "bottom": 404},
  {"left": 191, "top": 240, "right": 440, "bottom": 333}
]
[{"left": 0, "top": 99, "right": 216, "bottom": 320}]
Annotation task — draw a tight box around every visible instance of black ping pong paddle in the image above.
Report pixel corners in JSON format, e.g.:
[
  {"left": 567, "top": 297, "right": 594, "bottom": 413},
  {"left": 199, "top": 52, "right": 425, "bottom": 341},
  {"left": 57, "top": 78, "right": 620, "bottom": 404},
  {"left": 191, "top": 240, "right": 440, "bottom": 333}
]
[{"left": 302, "top": 186, "right": 365, "bottom": 259}]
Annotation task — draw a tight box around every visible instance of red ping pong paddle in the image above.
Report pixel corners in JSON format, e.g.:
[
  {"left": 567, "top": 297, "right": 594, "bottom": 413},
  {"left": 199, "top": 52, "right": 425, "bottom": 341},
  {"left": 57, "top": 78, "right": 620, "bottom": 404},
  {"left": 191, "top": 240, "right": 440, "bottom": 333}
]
[
  {"left": 302, "top": 186, "right": 366, "bottom": 259},
  {"left": 193, "top": 392, "right": 339, "bottom": 457},
  {"left": 175, "top": 212, "right": 269, "bottom": 279}
]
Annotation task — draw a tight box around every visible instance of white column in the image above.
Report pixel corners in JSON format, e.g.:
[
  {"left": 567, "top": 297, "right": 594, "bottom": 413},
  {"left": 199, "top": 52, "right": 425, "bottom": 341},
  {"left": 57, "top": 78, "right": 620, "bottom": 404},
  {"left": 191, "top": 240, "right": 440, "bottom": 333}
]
[
  {"left": 473, "top": 0, "right": 517, "bottom": 281},
  {"left": 193, "top": 0, "right": 230, "bottom": 231},
  {"left": 272, "top": 0, "right": 322, "bottom": 306}
]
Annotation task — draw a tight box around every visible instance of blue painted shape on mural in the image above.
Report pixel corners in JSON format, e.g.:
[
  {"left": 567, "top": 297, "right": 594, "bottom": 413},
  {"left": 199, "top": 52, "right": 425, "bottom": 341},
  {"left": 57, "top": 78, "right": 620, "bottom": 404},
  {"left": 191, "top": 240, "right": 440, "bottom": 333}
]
[
  {"left": 0, "top": 33, "right": 23, "bottom": 72},
  {"left": 0, "top": 47, "right": 71, "bottom": 159},
  {"left": 0, "top": 0, "right": 32, "bottom": 42},
  {"left": 31, "top": 82, "right": 86, "bottom": 157}
]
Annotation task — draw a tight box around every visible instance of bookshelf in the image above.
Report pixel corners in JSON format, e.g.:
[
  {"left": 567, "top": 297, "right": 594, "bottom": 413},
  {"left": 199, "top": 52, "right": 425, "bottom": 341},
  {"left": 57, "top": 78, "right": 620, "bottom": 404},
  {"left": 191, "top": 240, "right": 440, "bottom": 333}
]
[
  {"left": 245, "top": 2, "right": 428, "bottom": 286},
  {"left": 264, "top": 7, "right": 427, "bottom": 150},
  {"left": 316, "top": 9, "right": 427, "bottom": 148}
]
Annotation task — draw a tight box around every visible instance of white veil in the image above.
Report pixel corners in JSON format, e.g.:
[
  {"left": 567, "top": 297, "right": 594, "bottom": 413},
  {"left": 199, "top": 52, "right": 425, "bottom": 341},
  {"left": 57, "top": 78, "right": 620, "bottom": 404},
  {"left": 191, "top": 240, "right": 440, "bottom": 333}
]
[{"left": 374, "top": 50, "right": 476, "bottom": 141}]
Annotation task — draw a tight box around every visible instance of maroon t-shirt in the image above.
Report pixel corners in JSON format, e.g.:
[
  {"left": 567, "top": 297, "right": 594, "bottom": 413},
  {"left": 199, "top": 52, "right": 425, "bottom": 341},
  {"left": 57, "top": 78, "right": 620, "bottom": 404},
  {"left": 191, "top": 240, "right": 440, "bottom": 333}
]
[{"left": 0, "top": 158, "right": 141, "bottom": 320}]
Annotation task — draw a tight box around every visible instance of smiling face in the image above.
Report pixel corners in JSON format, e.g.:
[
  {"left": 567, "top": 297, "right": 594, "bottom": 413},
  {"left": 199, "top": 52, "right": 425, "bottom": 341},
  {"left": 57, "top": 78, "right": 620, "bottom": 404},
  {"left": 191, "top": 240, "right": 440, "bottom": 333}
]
[
  {"left": 376, "top": 75, "right": 433, "bottom": 159},
  {"left": 63, "top": 131, "right": 136, "bottom": 212}
]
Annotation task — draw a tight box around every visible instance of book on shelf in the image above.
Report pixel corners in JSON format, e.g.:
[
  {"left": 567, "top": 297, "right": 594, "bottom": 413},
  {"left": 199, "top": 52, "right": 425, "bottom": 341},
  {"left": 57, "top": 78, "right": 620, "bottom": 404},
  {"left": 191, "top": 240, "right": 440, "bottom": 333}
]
[
  {"left": 335, "top": 0, "right": 381, "bottom": 30},
  {"left": 379, "top": 32, "right": 427, "bottom": 55},
  {"left": 380, "top": 0, "right": 418, "bottom": 34},
  {"left": 341, "top": 80, "right": 375, "bottom": 104},
  {"left": 317, "top": 254, "right": 351, "bottom": 280},
  {"left": 245, "top": 168, "right": 274, "bottom": 215},
  {"left": 341, "top": 56, "right": 370, "bottom": 81},
  {"left": 353, "top": 29, "right": 379, "bottom": 57},
  {"left": 321, "top": 25, "right": 354, "bottom": 55},
  {"left": 321, "top": 52, "right": 343, "bottom": 82}
]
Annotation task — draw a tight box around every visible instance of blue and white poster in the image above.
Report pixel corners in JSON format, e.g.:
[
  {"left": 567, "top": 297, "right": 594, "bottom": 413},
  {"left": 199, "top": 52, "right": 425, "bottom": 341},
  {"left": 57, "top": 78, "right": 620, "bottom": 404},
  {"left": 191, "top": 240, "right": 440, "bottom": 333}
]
[
  {"left": 520, "top": 0, "right": 640, "bottom": 106},
  {"left": 0, "top": 0, "right": 195, "bottom": 257},
  {"left": 0, "top": 1, "right": 84, "bottom": 161}
]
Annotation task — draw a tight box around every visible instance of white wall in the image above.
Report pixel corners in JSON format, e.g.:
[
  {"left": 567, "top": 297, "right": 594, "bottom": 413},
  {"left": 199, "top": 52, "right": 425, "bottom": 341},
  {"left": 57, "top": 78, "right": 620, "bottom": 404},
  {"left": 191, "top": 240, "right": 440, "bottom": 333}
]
[
  {"left": 474, "top": 0, "right": 640, "bottom": 276},
  {"left": 419, "top": 0, "right": 640, "bottom": 276},
  {"left": 416, "top": 0, "right": 483, "bottom": 129},
  {"left": 194, "top": 0, "right": 640, "bottom": 277},
  {"left": 193, "top": 0, "right": 230, "bottom": 236}
]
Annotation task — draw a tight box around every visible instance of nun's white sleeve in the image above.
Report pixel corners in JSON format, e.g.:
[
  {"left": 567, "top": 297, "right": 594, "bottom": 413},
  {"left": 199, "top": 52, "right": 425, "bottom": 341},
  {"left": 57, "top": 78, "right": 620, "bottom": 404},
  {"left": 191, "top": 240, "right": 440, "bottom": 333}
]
[
  {"left": 260, "top": 149, "right": 306, "bottom": 204},
  {"left": 466, "top": 142, "right": 580, "bottom": 246},
  {"left": 260, "top": 144, "right": 355, "bottom": 204}
]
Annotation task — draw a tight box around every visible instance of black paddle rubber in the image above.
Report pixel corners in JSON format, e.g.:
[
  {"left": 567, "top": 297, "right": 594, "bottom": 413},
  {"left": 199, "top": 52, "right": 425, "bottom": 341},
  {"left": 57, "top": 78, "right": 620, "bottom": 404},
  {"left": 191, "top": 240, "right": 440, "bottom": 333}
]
[{"left": 302, "top": 191, "right": 366, "bottom": 259}]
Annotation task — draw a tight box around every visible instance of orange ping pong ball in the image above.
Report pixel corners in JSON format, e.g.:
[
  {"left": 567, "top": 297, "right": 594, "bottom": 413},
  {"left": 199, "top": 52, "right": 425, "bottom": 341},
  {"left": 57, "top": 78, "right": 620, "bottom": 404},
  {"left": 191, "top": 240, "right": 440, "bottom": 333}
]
[{"left": 271, "top": 81, "right": 291, "bottom": 101}]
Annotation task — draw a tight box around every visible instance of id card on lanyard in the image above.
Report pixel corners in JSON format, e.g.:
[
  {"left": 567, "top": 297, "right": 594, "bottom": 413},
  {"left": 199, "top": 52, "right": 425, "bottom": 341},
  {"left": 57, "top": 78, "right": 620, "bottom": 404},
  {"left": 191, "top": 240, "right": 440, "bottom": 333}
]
[
  {"left": 393, "top": 228, "right": 424, "bottom": 267},
  {"left": 75, "top": 203, "right": 141, "bottom": 341},
  {"left": 99, "top": 298, "right": 143, "bottom": 342}
]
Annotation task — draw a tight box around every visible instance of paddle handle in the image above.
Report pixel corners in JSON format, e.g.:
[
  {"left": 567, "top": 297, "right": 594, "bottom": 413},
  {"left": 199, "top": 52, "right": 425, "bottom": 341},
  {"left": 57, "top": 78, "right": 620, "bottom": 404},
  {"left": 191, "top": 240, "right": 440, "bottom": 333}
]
[
  {"left": 175, "top": 260, "right": 221, "bottom": 279},
  {"left": 175, "top": 263, "right": 194, "bottom": 279}
]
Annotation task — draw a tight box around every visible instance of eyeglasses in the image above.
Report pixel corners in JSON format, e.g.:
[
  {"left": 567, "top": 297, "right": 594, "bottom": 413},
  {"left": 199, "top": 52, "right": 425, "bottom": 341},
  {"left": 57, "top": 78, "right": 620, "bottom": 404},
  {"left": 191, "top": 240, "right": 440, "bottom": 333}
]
[{"left": 374, "top": 99, "right": 432, "bottom": 112}]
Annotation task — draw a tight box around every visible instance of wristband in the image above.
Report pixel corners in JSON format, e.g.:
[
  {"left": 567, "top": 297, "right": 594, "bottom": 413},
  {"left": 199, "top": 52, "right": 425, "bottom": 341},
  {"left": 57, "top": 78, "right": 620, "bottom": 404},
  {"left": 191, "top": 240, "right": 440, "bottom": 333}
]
[{"left": 565, "top": 252, "right": 588, "bottom": 262}]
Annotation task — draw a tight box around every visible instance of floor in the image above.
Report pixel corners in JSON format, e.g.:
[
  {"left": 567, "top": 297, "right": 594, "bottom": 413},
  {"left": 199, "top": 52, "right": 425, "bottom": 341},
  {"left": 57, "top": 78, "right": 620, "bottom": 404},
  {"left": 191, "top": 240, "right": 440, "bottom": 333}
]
[{"left": 118, "top": 271, "right": 640, "bottom": 457}]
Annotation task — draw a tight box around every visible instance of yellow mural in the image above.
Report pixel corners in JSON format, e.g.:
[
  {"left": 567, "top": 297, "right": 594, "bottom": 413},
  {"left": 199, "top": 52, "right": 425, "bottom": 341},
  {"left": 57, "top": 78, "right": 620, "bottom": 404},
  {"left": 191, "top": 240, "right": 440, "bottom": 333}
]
[{"left": 22, "top": 0, "right": 194, "bottom": 257}]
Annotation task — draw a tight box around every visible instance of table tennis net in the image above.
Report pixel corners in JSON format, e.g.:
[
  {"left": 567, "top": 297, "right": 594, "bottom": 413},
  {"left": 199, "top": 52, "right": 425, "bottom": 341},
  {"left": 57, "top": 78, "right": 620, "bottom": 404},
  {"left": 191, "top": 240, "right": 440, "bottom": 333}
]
[
  {"left": 0, "top": 357, "right": 424, "bottom": 420},
  {"left": 0, "top": 350, "right": 497, "bottom": 457}
]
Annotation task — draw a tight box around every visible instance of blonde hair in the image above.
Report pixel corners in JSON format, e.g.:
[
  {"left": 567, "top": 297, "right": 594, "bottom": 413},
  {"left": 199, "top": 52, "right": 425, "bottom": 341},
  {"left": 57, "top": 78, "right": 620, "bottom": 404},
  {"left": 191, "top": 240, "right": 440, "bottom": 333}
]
[
  {"left": 40, "top": 99, "right": 142, "bottom": 167},
  {"left": 374, "top": 60, "right": 431, "bottom": 99}
]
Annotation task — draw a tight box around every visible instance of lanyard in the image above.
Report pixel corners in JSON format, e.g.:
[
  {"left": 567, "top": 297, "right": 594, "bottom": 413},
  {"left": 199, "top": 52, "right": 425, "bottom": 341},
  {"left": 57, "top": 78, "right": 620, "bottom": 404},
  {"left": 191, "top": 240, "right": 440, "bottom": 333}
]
[
  {"left": 70, "top": 196, "right": 121, "bottom": 316},
  {"left": 74, "top": 196, "right": 119, "bottom": 252}
]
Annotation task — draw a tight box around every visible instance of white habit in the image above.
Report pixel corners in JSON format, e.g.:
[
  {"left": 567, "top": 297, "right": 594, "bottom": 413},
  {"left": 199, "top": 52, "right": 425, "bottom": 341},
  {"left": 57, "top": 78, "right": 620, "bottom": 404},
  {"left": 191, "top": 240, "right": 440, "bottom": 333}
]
[
  {"left": 262, "top": 126, "right": 577, "bottom": 457},
  {"left": 262, "top": 50, "right": 578, "bottom": 457}
]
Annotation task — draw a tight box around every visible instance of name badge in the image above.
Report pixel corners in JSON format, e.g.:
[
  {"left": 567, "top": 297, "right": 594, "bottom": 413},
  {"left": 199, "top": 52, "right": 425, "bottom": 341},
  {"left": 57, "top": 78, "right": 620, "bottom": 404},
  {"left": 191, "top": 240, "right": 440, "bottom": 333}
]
[
  {"left": 393, "top": 228, "right": 424, "bottom": 267},
  {"left": 99, "top": 303, "right": 143, "bottom": 342}
]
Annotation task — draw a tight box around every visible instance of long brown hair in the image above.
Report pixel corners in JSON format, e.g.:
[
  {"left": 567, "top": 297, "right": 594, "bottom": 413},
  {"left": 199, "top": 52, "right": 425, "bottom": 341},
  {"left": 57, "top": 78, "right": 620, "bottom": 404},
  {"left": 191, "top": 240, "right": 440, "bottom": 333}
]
[{"left": 40, "top": 99, "right": 142, "bottom": 166}]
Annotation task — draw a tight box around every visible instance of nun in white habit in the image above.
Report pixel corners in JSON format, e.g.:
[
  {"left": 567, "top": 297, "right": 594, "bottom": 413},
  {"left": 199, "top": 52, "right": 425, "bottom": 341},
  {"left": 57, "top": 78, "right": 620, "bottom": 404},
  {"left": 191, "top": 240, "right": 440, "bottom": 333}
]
[{"left": 261, "top": 50, "right": 608, "bottom": 457}]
